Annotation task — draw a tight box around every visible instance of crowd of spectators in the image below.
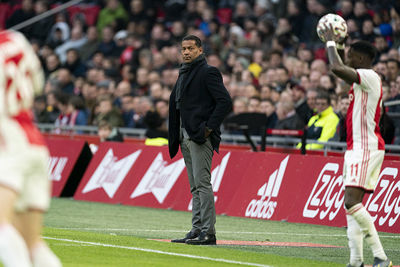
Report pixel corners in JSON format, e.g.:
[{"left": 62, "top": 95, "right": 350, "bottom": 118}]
[{"left": 3, "top": 0, "right": 400, "bottom": 147}]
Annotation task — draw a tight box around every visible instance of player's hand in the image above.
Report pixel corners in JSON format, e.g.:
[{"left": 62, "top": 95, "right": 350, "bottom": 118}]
[{"left": 321, "top": 23, "right": 341, "bottom": 43}]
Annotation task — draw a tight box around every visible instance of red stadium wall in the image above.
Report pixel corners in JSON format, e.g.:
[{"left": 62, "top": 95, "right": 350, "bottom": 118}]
[{"left": 46, "top": 138, "right": 400, "bottom": 234}]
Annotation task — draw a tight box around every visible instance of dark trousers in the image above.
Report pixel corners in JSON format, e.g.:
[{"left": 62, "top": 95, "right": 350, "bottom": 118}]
[{"left": 180, "top": 133, "right": 216, "bottom": 235}]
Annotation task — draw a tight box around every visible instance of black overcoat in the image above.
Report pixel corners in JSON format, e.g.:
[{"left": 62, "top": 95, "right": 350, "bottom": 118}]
[{"left": 168, "top": 60, "right": 232, "bottom": 158}]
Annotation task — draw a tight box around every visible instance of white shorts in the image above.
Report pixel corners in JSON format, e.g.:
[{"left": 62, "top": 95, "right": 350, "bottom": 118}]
[
  {"left": 343, "top": 149, "right": 384, "bottom": 192},
  {"left": 0, "top": 117, "right": 51, "bottom": 212}
]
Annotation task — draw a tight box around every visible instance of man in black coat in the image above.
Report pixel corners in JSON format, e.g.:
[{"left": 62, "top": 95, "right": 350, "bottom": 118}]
[{"left": 169, "top": 35, "right": 232, "bottom": 245}]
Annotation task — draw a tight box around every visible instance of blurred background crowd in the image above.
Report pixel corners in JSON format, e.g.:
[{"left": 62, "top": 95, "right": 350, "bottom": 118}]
[{"left": 2, "top": 0, "right": 400, "bottom": 146}]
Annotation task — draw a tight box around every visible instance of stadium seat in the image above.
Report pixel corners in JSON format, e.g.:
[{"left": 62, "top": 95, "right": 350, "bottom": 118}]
[
  {"left": 67, "top": 5, "right": 100, "bottom": 26},
  {"left": 0, "top": 3, "right": 11, "bottom": 30},
  {"left": 216, "top": 8, "right": 232, "bottom": 24}
]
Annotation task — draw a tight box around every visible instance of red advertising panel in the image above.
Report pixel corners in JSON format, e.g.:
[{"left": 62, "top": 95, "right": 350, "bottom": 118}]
[
  {"left": 223, "top": 153, "right": 400, "bottom": 233},
  {"left": 74, "top": 142, "right": 144, "bottom": 204},
  {"left": 46, "top": 138, "right": 90, "bottom": 197},
  {"left": 73, "top": 142, "right": 400, "bottom": 233}
]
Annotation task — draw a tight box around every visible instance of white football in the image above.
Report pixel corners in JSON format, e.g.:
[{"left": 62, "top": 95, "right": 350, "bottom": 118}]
[{"left": 316, "top": 13, "right": 347, "bottom": 42}]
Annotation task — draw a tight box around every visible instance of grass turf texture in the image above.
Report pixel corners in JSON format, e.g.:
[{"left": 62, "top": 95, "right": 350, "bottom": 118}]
[{"left": 36, "top": 198, "right": 399, "bottom": 266}]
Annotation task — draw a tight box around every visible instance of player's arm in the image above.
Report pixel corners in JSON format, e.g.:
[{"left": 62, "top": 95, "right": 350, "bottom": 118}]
[
  {"left": 321, "top": 24, "right": 358, "bottom": 85},
  {"left": 326, "top": 44, "right": 358, "bottom": 85}
]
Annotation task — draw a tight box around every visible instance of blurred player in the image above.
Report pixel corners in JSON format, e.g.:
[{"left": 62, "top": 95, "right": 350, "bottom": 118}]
[
  {"left": 320, "top": 25, "right": 392, "bottom": 267},
  {"left": 0, "top": 30, "right": 62, "bottom": 267}
]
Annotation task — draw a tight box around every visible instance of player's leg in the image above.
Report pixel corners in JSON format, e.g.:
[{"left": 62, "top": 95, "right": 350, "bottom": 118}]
[
  {"left": 13, "top": 211, "right": 62, "bottom": 267},
  {"left": 13, "top": 146, "right": 62, "bottom": 266},
  {"left": 344, "top": 187, "right": 365, "bottom": 267},
  {"left": 0, "top": 186, "right": 31, "bottom": 267},
  {"left": 189, "top": 138, "right": 215, "bottom": 236},
  {"left": 344, "top": 150, "right": 389, "bottom": 266}
]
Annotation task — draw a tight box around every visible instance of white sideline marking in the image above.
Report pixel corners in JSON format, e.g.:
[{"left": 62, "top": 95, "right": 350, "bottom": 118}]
[
  {"left": 43, "top": 236, "right": 272, "bottom": 267},
  {"left": 53, "top": 228, "right": 400, "bottom": 238}
]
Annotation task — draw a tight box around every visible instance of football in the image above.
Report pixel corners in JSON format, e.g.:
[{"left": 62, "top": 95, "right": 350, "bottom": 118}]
[{"left": 316, "top": 13, "right": 348, "bottom": 43}]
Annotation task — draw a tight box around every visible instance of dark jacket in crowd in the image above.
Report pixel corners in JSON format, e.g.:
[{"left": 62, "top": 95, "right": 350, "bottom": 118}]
[
  {"left": 168, "top": 59, "right": 232, "bottom": 158},
  {"left": 275, "top": 113, "right": 305, "bottom": 130}
]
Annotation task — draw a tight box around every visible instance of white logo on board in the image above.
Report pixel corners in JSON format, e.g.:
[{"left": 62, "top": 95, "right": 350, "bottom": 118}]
[
  {"left": 48, "top": 157, "right": 68, "bottom": 181},
  {"left": 245, "top": 155, "right": 289, "bottom": 219},
  {"left": 130, "top": 153, "right": 186, "bottom": 204},
  {"left": 82, "top": 149, "right": 142, "bottom": 198}
]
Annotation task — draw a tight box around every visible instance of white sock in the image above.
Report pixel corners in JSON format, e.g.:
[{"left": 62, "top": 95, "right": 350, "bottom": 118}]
[
  {"left": 0, "top": 223, "right": 31, "bottom": 267},
  {"left": 346, "top": 213, "right": 364, "bottom": 266},
  {"left": 349, "top": 203, "right": 387, "bottom": 260},
  {"left": 31, "top": 241, "right": 62, "bottom": 267}
]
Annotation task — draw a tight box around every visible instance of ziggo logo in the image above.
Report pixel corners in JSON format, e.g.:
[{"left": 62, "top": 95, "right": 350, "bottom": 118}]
[{"left": 303, "top": 163, "right": 400, "bottom": 227}]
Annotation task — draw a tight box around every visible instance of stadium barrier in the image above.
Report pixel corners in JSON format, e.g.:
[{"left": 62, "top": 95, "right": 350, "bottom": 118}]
[
  {"left": 47, "top": 138, "right": 92, "bottom": 197},
  {"left": 50, "top": 141, "right": 400, "bottom": 234}
]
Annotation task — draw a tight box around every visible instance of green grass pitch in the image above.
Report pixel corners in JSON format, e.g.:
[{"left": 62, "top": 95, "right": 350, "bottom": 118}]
[{"left": 8, "top": 198, "right": 400, "bottom": 266}]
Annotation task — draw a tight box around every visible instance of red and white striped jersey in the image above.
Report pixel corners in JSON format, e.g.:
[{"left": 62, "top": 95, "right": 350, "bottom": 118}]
[
  {"left": 0, "top": 30, "right": 44, "bottom": 117},
  {"left": 346, "top": 69, "right": 385, "bottom": 150}
]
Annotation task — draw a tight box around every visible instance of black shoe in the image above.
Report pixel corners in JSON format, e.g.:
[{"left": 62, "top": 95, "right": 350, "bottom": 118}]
[
  {"left": 373, "top": 257, "right": 392, "bottom": 267},
  {"left": 171, "top": 231, "right": 200, "bottom": 243},
  {"left": 185, "top": 232, "right": 216, "bottom": 245}
]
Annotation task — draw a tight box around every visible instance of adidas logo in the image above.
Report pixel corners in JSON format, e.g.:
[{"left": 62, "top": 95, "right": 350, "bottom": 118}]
[{"left": 245, "top": 156, "right": 289, "bottom": 219}]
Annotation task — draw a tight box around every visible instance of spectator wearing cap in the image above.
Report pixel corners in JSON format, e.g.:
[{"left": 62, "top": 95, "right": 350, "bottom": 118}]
[
  {"left": 113, "top": 30, "right": 128, "bottom": 57},
  {"left": 96, "top": 80, "right": 112, "bottom": 97}
]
